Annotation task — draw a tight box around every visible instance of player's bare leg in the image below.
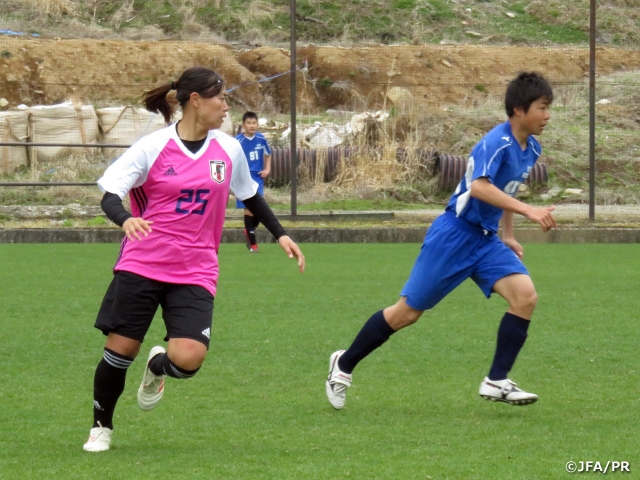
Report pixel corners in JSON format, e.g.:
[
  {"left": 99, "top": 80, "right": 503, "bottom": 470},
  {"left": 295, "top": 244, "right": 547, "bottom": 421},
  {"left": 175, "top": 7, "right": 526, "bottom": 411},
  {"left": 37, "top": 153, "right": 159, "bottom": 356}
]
[{"left": 382, "top": 297, "right": 424, "bottom": 330}]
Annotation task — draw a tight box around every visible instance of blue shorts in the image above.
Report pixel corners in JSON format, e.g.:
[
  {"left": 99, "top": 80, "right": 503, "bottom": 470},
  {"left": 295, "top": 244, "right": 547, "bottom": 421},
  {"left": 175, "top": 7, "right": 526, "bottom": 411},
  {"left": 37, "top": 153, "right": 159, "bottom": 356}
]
[
  {"left": 400, "top": 212, "right": 529, "bottom": 311},
  {"left": 236, "top": 173, "right": 264, "bottom": 208}
]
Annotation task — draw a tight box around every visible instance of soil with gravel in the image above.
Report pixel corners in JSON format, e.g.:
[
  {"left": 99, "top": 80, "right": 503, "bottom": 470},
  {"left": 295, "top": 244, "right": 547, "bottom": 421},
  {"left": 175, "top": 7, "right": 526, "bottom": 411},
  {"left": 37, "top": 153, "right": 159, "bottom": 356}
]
[{"left": 1, "top": 37, "right": 640, "bottom": 112}]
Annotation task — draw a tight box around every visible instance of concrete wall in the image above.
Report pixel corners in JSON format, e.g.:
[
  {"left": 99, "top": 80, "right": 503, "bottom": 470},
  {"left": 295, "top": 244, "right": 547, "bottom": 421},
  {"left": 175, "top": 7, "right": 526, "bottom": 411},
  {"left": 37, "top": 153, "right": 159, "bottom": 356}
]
[{"left": 1, "top": 227, "right": 640, "bottom": 243}]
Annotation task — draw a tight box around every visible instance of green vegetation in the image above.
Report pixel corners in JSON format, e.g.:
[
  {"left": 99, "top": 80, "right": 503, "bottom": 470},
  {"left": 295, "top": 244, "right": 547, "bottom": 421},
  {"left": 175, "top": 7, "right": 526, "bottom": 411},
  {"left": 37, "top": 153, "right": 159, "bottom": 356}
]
[
  {"left": 317, "top": 77, "right": 333, "bottom": 88},
  {"left": 86, "top": 215, "right": 107, "bottom": 226},
  {"left": 488, "top": 3, "right": 588, "bottom": 45},
  {"left": 294, "top": 197, "right": 428, "bottom": 212},
  {"left": 1, "top": 243, "right": 639, "bottom": 478},
  {"left": 1, "top": 0, "right": 637, "bottom": 47}
]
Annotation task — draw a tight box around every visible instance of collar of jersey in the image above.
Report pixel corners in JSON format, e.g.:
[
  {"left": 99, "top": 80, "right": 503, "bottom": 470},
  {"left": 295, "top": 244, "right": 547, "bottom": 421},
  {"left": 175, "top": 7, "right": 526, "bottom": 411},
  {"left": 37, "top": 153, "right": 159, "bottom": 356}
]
[{"left": 172, "top": 125, "right": 212, "bottom": 159}]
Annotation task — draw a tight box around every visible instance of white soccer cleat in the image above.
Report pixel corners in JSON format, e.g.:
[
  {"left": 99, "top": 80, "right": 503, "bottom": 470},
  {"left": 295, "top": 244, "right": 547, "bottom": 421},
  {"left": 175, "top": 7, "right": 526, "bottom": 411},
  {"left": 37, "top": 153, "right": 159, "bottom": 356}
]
[
  {"left": 83, "top": 421, "right": 112, "bottom": 452},
  {"left": 326, "top": 350, "right": 352, "bottom": 410},
  {"left": 479, "top": 377, "right": 538, "bottom": 405},
  {"left": 137, "top": 346, "right": 166, "bottom": 411}
]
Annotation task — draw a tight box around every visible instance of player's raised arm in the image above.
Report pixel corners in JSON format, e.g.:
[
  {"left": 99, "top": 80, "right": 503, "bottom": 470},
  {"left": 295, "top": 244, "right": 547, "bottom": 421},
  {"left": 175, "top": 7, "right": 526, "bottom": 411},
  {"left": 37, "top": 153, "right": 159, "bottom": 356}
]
[
  {"left": 470, "top": 178, "right": 556, "bottom": 232},
  {"left": 521, "top": 204, "right": 557, "bottom": 233}
]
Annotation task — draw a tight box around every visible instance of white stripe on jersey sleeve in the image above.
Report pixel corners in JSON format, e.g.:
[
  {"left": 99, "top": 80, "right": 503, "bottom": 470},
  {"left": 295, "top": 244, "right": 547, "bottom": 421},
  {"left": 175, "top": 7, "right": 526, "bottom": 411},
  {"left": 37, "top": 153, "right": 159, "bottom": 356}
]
[
  {"left": 97, "top": 126, "right": 173, "bottom": 199},
  {"left": 481, "top": 142, "right": 511, "bottom": 178},
  {"left": 260, "top": 133, "right": 272, "bottom": 155},
  {"left": 529, "top": 139, "right": 541, "bottom": 157}
]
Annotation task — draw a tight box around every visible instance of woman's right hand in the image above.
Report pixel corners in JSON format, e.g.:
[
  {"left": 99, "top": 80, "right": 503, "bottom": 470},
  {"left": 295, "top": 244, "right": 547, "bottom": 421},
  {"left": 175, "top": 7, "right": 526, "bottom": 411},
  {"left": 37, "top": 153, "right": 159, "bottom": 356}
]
[{"left": 123, "top": 217, "right": 154, "bottom": 241}]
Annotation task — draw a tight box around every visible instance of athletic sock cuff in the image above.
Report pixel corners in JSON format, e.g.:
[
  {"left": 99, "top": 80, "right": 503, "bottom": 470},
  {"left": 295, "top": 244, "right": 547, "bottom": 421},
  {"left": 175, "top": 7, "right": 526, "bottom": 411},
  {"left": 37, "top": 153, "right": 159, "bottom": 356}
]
[
  {"left": 372, "top": 310, "right": 396, "bottom": 336},
  {"left": 103, "top": 348, "right": 134, "bottom": 370},
  {"left": 161, "top": 355, "right": 200, "bottom": 379},
  {"left": 502, "top": 312, "right": 530, "bottom": 334}
]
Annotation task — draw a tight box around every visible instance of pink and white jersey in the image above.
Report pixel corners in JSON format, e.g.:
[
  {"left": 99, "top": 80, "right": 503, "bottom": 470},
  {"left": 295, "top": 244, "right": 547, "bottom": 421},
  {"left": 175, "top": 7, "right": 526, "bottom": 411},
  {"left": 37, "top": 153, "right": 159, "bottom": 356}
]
[{"left": 98, "top": 124, "right": 257, "bottom": 296}]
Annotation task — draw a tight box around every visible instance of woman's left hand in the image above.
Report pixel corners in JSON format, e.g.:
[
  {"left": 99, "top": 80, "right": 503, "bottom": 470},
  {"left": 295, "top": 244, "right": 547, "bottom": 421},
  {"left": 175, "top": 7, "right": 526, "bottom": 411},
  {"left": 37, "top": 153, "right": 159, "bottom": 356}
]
[{"left": 278, "top": 235, "right": 305, "bottom": 272}]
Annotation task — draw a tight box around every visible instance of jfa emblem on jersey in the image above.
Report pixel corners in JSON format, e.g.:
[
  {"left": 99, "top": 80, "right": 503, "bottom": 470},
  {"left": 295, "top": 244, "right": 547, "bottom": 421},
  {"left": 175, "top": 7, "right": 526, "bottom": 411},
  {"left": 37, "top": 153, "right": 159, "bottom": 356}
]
[{"left": 209, "top": 161, "right": 226, "bottom": 184}]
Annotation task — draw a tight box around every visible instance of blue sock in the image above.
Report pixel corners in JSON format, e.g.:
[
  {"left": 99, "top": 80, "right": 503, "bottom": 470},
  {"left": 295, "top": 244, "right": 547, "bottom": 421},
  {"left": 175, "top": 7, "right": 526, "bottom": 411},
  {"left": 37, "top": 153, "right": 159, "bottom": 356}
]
[
  {"left": 338, "top": 310, "right": 396, "bottom": 374},
  {"left": 488, "top": 312, "right": 530, "bottom": 381}
]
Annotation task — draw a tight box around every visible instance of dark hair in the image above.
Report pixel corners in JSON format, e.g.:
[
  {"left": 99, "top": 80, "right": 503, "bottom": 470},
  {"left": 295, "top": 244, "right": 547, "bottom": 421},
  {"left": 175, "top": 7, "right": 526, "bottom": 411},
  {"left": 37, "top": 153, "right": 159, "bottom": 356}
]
[
  {"left": 242, "top": 111, "right": 258, "bottom": 123},
  {"left": 143, "top": 66, "right": 225, "bottom": 124},
  {"left": 505, "top": 72, "right": 553, "bottom": 117}
]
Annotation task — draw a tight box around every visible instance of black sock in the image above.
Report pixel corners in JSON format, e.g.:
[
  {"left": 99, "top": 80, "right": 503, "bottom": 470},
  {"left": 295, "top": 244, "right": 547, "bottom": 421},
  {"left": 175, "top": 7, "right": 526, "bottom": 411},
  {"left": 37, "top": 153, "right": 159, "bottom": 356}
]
[
  {"left": 244, "top": 215, "right": 257, "bottom": 245},
  {"left": 149, "top": 352, "right": 200, "bottom": 379},
  {"left": 92, "top": 348, "right": 133, "bottom": 429},
  {"left": 252, "top": 216, "right": 261, "bottom": 230},
  {"left": 338, "top": 310, "right": 396, "bottom": 374},
  {"left": 488, "top": 312, "right": 530, "bottom": 381}
]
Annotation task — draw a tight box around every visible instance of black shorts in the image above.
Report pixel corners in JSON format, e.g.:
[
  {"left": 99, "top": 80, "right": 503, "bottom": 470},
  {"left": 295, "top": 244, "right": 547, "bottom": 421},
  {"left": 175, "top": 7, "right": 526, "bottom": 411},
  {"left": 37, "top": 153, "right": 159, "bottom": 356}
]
[{"left": 95, "top": 271, "right": 214, "bottom": 348}]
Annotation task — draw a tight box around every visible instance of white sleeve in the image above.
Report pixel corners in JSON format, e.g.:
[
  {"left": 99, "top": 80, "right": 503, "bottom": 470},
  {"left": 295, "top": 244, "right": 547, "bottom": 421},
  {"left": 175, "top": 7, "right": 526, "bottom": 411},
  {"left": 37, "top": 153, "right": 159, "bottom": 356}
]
[
  {"left": 97, "top": 132, "right": 166, "bottom": 199},
  {"left": 225, "top": 136, "right": 259, "bottom": 201}
]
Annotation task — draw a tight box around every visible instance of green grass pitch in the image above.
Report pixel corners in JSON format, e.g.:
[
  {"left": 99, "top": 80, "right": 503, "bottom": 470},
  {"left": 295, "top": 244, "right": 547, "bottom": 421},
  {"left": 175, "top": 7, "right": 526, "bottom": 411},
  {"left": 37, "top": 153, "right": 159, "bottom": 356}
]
[{"left": 0, "top": 242, "right": 638, "bottom": 479}]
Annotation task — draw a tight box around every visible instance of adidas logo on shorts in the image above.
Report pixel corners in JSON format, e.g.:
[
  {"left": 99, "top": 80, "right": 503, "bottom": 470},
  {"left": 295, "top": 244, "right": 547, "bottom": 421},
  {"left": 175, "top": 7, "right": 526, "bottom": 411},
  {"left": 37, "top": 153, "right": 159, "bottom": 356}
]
[{"left": 201, "top": 328, "right": 211, "bottom": 339}]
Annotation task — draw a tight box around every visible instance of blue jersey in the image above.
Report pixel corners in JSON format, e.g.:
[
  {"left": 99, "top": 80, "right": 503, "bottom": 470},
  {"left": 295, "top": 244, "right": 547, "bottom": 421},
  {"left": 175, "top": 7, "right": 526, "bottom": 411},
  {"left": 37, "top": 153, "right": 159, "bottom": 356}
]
[
  {"left": 236, "top": 132, "right": 272, "bottom": 174},
  {"left": 445, "top": 121, "right": 541, "bottom": 234}
]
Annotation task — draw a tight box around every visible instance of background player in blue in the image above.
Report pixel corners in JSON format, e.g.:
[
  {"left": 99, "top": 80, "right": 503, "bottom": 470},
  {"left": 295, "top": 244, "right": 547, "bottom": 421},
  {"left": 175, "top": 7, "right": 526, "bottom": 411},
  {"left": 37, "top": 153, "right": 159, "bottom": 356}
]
[
  {"left": 326, "top": 72, "right": 557, "bottom": 410},
  {"left": 235, "top": 111, "right": 272, "bottom": 252}
]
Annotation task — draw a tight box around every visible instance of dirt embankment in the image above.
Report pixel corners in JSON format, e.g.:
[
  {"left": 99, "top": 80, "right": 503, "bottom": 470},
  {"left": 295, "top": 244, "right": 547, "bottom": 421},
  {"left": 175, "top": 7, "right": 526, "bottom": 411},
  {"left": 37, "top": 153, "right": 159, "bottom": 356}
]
[{"left": 1, "top": 37, "right": 640, "bottom": 112}]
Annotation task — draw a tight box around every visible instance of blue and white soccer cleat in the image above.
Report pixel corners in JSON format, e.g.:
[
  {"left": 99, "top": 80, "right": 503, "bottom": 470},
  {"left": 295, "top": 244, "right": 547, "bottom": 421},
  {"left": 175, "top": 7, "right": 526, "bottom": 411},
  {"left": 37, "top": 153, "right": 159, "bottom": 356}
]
[{"left": 326, "top": 350, "right": 352, "bottom": 410}]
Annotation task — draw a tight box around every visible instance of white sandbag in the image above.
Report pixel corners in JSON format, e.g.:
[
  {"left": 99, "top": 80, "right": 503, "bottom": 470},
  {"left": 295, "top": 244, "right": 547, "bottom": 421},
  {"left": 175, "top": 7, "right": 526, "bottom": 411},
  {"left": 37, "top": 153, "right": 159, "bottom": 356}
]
[
  {"left": 350, "top": 110, "right": 389, "bottom": 134},
  {"left": 97, "top": 106, "right": 171, "bottom": 160},
  {"left": 28, "top": 102, "right": 100, "bottom": 162},
  {"left": 303, "top": 123, "right": 344, "bottom": 147},
  {"left": 0, "top": 110, "right": 29, "bottom": 174}
]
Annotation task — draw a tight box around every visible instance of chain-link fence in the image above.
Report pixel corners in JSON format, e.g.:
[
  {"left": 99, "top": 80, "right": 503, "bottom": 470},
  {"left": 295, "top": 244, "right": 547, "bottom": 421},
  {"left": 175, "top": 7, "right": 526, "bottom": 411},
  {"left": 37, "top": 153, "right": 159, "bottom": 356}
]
[{"left": 0, "top": 41, "right": 638, "bottom": 215}]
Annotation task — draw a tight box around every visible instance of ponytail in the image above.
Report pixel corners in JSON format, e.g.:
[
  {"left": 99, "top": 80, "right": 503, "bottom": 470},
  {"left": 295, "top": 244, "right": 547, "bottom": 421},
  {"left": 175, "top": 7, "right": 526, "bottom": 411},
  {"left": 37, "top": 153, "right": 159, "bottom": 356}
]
[{"left": 143, "top": 84, "right": 175, "bottom": 125}]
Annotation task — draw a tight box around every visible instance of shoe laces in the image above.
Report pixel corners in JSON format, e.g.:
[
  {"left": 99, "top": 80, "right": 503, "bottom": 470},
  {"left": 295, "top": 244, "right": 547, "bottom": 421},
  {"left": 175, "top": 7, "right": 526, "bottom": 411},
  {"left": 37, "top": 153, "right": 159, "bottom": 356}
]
[
  {"left": 499, "top": 380, "right": 527, "bottom": 398},
  {"left": 144, "top": 374, "right": 164, "bottom": 390},
  {"left": 331, "top": 381, "right": 348, "bottom": 396},
  {"left": 143, "top": 361, "right": 164, "bottom": 387},
  {"left": 89, "top": 421, "right": 109, "bottom": 441},
  {"left": 509, "top": 380, "right": 522, "bottom": 392}
]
